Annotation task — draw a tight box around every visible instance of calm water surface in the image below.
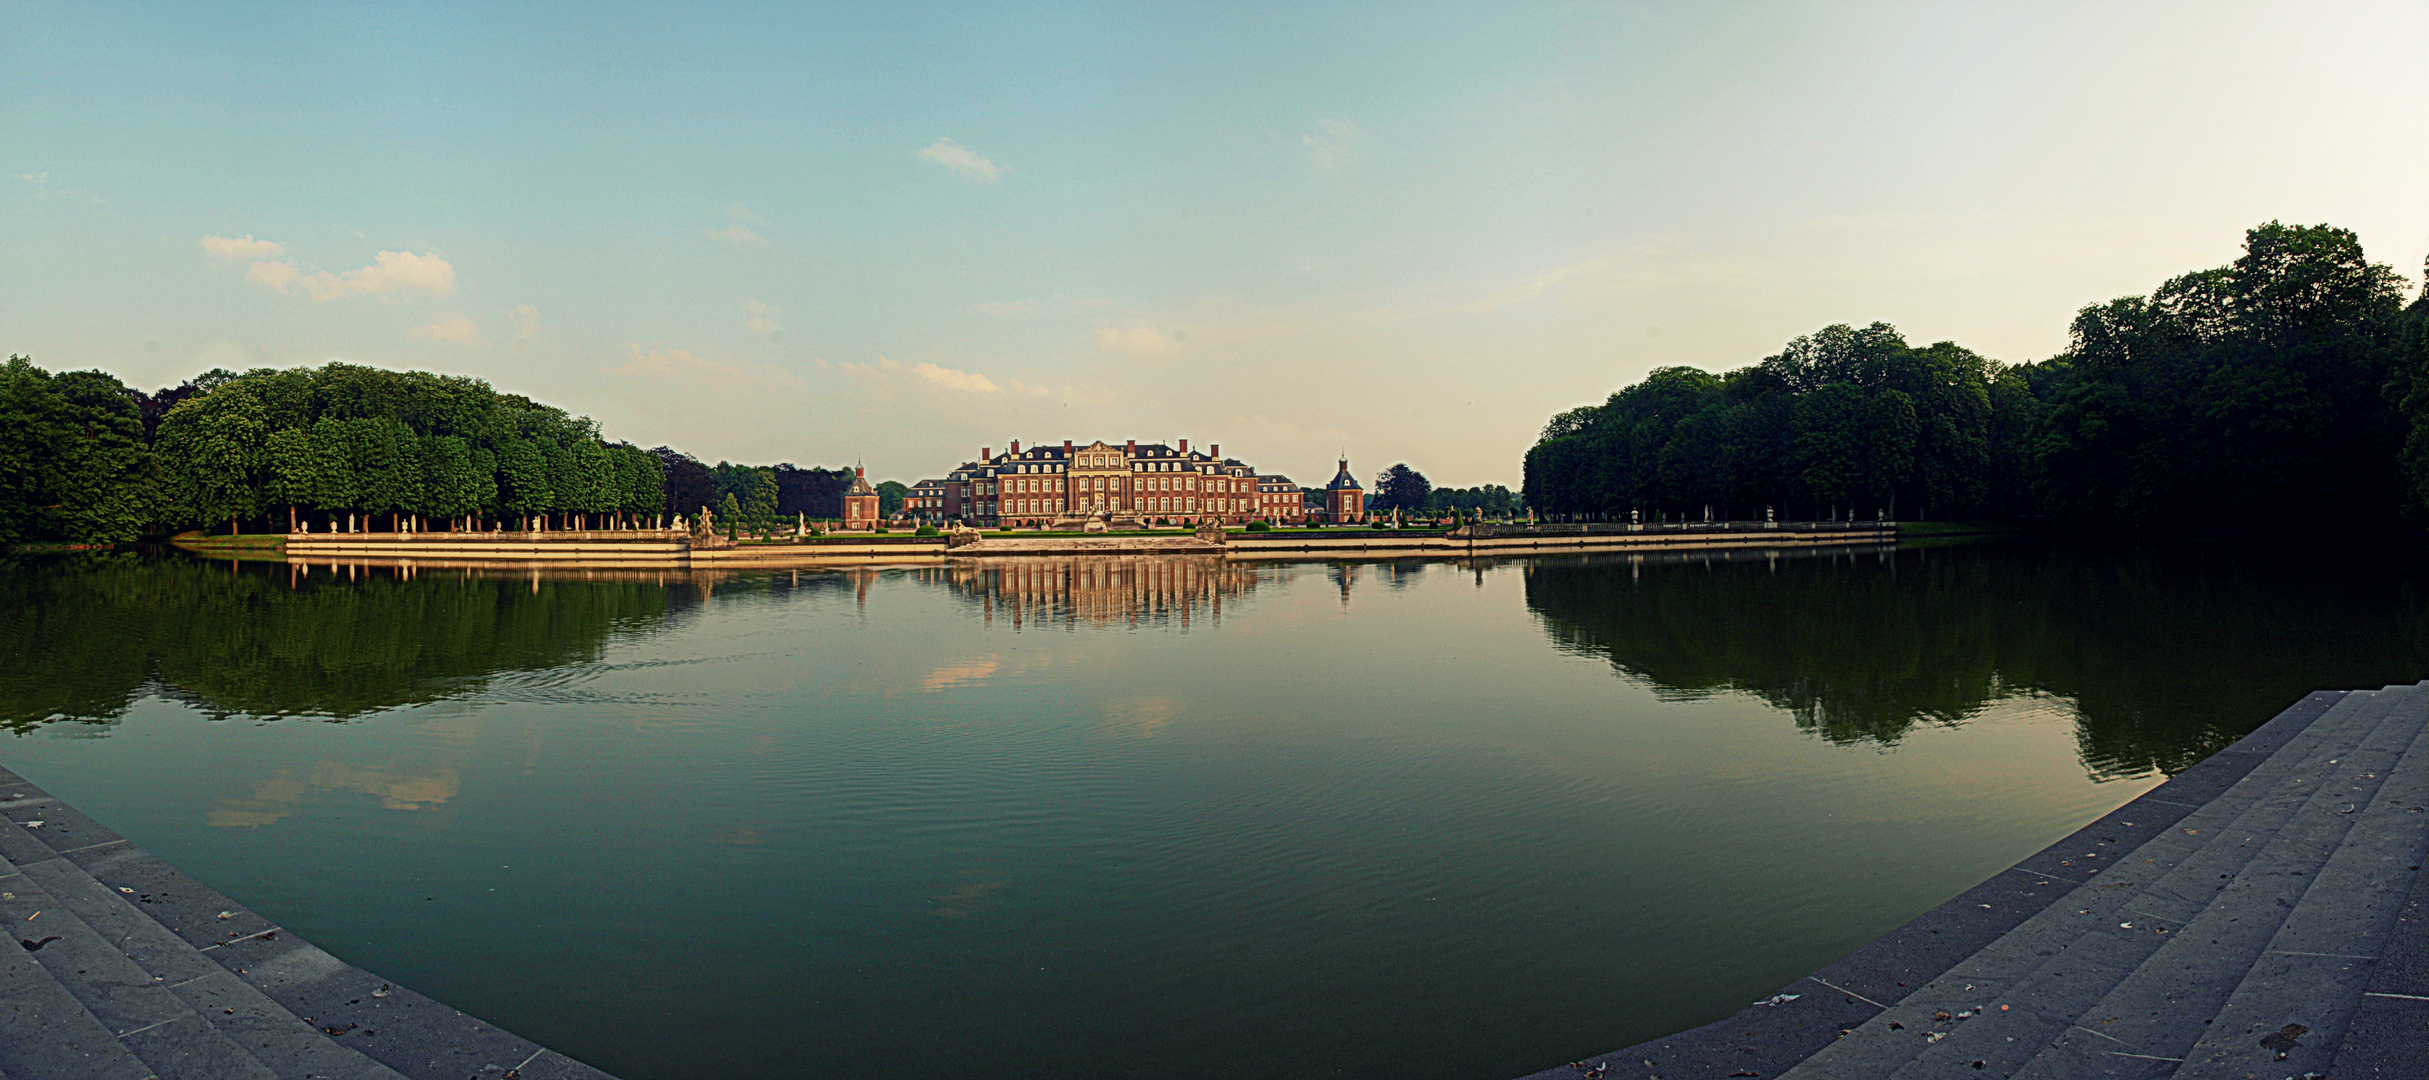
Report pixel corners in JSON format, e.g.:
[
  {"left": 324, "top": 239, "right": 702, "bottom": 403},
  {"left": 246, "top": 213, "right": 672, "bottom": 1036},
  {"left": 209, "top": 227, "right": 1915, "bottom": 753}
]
[{"left": 7, "top": 541, "right": 2429, "bottom": 1079}]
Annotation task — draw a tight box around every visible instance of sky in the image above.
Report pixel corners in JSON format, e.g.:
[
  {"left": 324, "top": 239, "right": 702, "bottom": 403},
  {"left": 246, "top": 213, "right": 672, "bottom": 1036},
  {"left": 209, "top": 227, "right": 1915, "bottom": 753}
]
[{"left": 4, "top": 2, "right": 2426, "bottom": 488}]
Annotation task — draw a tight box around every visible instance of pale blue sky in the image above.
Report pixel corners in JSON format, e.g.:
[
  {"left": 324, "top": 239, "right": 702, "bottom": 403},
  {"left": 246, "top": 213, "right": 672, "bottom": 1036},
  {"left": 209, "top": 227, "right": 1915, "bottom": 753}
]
[{"left": 5, "top": 1, "right": 2425, "bottom": 486}]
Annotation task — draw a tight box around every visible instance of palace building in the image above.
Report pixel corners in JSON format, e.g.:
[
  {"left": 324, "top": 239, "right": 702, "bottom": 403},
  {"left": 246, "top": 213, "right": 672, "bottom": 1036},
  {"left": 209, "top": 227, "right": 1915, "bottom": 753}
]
[{"left": 901, "top": 439, "right": 1367, "bottom": 528}]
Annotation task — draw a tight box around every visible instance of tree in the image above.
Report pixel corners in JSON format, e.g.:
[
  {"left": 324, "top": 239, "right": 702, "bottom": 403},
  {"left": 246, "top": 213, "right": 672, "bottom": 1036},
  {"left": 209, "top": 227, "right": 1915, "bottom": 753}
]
[
  {"left": 1372, "top": 463, "right": 1433, "bottom": 514},
  {"left": 875, "top": 480, "right": 909, "bottom": 516},
  {"left": 154, "top": 381, "right": 270, "bottom": 533}
]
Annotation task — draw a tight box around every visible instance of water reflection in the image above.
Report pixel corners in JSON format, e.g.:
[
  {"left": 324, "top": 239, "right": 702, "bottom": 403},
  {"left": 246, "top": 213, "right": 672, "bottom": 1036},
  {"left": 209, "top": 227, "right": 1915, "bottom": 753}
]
[
  {"left": 1523, "top": 541, "right": 2429, "bottom": 778},
  {"left": 921, "top": 556, "right": 1265, "bottom": 628},
  {"left": 14, "top": 543, "right": 2429, "bottom": 789},
  {"left": 0, "top": 552, "right": 678, "bottom": 730}
]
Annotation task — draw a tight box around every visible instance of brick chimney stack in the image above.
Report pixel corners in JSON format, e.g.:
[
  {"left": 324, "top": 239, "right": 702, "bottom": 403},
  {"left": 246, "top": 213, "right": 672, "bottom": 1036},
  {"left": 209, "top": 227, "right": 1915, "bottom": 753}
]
[
  {"left": 1010, "top": 439, "right": 1021, "bottom": 456},
  {"left": 982, "top": 447, "right": 991, "bottom": 462},
  {"left": 1125, "top": 439, "right": 1136, "bottom": 455},
  {"left": 1211, "top": 443, "right": 1220, "bottom": 459},
  {"left": 1179, "top": 438, "right": 1190, "bottom": 455},
  {"left": 1063, "top": 439, "right": 1073, "bottom": 456}
]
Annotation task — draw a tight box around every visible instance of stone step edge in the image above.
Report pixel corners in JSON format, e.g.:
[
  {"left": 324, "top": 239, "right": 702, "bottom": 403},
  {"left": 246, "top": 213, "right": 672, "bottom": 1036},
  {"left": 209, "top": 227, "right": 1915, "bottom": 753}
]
[
  {"left": 0, "top": 847, "right": 191, "bottom": 1080},
  {"left": 0, "top": 764, "right": 619, "bottom": 1080},
  {"left": 1772, "top": 685, "right": 2419, "bottom": 1078},
  {"left": 1992, "top": 684, "right": 2429, "bottom": 1076},
  {"left": 1512, "top": 688, "right": 2351, "bottom": 1080},
  {"left": 2166, "top": 695, "right": 2429, "bottom": 1077}
]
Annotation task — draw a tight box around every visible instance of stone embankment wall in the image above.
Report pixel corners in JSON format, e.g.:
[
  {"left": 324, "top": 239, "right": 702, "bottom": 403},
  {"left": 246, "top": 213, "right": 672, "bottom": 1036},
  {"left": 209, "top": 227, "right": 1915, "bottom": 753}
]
[{"left": 278, "top": 523, "right": 1897, "bottom": 570}]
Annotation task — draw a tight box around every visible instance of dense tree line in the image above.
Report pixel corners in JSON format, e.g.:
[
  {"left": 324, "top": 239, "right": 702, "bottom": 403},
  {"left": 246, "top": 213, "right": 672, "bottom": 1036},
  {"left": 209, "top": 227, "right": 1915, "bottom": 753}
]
[
  {"left": 1365, "top": 462, "right": 1519, "bottom": 517},
  {"left": 0, "top": 359, "right": 865, "bottom": 544},
  {"left": 1524, "top": 222, "right": 2429, "bottom": 528}
]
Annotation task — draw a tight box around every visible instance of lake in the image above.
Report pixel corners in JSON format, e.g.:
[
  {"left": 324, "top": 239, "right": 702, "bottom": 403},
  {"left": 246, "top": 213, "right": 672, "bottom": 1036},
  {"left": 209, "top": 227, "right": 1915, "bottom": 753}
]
[{"left": 6, "top": 540, "right": 2428, "bottom": 1079}]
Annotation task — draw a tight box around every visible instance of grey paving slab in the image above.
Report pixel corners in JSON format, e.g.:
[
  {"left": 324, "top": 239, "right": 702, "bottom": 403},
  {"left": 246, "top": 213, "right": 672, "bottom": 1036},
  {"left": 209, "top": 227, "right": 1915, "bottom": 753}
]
[
  {"left": 20, "top": 854, "right": 225, "bottom": 987},
  {"left": 0, "top": 870, "right": 203, "bottom": 1038},
  {"left": 1780, "top": 691, "right": 2400, "bottom": 1079},
  {"left": 0, "top": 763, "right": 625, "bottom": 1080},
  {"left": 2329, "top": 991, "right": 2429, "bottom": 1079},
  {"left": 1520, "top": 692, "right": 2360, "bottom": 1080},
  {"left": 119, "top": 1010, "right": 282, "bottom": 1080},
  {"left": 69, "top": 840, "right": 282, "bottom": 951},
  {"left": 170, "top": 967, "right": 400, "bottom": 1080},
  {"left": 0, "top": 925, "right": 156, "bottom": 1080},
  {"left": 210, "top": 930, "right": 562, "bottom": 1080}
]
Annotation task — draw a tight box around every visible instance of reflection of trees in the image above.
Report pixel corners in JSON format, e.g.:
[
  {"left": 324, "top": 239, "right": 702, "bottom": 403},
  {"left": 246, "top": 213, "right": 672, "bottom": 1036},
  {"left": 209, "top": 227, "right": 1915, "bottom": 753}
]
[
  {"left": 1522, "top": 542, "right": 2429, "bottom": 779},
  {"left": 925, "top": 556, "right": 1262, "bottom": 629},
  {"left": 0, "top": 553, "right": 676, "bottom": 731}
]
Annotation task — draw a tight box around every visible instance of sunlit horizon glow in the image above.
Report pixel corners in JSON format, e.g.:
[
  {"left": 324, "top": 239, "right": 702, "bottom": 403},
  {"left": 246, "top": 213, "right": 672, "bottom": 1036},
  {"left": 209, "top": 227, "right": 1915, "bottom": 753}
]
[{"left": 4, "top": 2, "right": 2424, "bottom": 487}]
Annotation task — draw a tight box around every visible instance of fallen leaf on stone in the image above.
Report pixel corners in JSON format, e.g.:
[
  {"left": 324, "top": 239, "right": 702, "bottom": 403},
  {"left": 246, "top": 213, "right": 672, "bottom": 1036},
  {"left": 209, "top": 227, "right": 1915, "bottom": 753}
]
[
  {"left": 20, "top": 936, "right": 60, "bottom": 951},
  {"left": 1932, "top": 1010, "right": 1952, "bottom": 1022},
  {"left": 2258, "top": 1023, "right": 2307, "bottom": 1060}
]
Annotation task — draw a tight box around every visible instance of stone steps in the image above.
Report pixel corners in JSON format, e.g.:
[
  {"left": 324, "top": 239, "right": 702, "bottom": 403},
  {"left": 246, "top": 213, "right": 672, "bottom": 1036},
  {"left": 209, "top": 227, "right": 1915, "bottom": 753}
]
[
  {"left": 0, "top": 767, "right": 616, "bottom": 1080},
  {"left": 1526, "top": 686, "right": 2429, "bottom": 1080}
]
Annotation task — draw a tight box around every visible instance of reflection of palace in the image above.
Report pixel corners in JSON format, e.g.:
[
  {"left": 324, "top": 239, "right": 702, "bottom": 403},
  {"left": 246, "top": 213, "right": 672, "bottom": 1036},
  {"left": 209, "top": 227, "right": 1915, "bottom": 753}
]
[
  {"left": 913, "top": 556, "right": 1266, "bottom": 628},
  {"left": 905, "top": 439, "right": 1367, "bottom": 528}
]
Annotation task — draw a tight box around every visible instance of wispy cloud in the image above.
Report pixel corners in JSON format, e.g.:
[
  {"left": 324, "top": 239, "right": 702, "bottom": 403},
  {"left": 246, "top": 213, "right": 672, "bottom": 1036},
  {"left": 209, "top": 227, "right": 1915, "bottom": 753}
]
[
  {"left": 917, "top": 138, "right": 1001, "bottom": 182},
  {"left": 508, "top": 304, "right": 541, "bottom": 351},
  {"left": 706, "top": 224, "right": 769, "bottom": 247},
  {"left": 744, "top": 299, "right": 783, "bottom": 340},
  {"left": 200, "top": 234, "right": 285, "bottom": 260},
  {"left": 1302, "top": 118, "right": 1358, "bottom": 173},
  {"left": 616, "top": 343, "right": 805, "bottom": 393},
  {"left": 408, "top": 313, "right": 480, "bottom": 343},
  {"left": 13, "top": 172, "right": 101, "bottom": 203},
  {"left": 725, "top": 201, "right": 771, "bottom": 226},
  {"left": 1094, "top": 325, "right": 1178, "bottom": 358},
  {"left": 973, "top": 300, "right": 1034, "bottom": 316}
]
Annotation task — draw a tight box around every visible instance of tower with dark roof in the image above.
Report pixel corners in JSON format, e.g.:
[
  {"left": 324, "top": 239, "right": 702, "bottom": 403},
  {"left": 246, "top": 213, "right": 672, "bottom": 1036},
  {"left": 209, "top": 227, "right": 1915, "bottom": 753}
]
[
  {"left": 843, "top": 466, "right": 880, "bottom": 529},
  {"left": 1324, "top": 459, "right": 1364, "bottom": 523}
]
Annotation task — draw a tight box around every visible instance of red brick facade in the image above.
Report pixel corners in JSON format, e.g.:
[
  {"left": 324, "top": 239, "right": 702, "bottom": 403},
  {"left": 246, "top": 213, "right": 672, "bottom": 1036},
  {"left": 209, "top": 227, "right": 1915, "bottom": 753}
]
[{"left": 904, "top": 439, "right": 1337, "bottom": 528}]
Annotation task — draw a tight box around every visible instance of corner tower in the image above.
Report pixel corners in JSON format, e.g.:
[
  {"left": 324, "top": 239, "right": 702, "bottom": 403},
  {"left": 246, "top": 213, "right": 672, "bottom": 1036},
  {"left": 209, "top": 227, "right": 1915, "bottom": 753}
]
[{"left": 1324, "top": 459, "right": 1364, "bottom": 523}]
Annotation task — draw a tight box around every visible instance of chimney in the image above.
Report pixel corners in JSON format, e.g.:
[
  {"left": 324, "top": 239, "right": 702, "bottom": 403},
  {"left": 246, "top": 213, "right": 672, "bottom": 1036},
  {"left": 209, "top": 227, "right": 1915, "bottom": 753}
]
[
  {"left": 1212, "top": 443, "right": 1220, "bottom": 459},
  {"left": 1010, "top": 439, "right": 1021, "bottom": 456},
  {"left": 1063, "top": 439, "right": 1073, "bottom": 457},
  {"left": 1125, "top": 439, "right": 1136, "bottom": 455},
  {"left": 982, "top": 447, "right": 991, "bottom": 462},
  {"left": 1179, "top": 438, "right": 1189, "bottom": 455}
]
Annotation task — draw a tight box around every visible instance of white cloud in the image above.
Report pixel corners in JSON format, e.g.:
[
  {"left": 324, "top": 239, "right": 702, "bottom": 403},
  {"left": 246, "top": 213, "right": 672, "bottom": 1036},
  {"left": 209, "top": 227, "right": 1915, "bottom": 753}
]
[
  {"left": 245, "top": 260, "right": 301, "bottom": 292},
  {"left": 973, "top": 300, "right": 1034, "bottom": 316},
  {"left": 1094, "top": 325, "right": 1178, "bottom": 358},
  {"left": 744, "top": 299, "right": 783, "bottom": 339},
  {"left": 509, "top": 304, "right": 541, "bottom": 336},
  {"left": 706, "top": 224, "right": 769, "bottom": 247},
  {"left": 916, "top": 138, "right": 1001, "bottom": 182},
  {"left": 408, "top": 313, "right": 480, "bottom": 343},
  {"left": 1303, "top": 118, "right": 1358, "bottom": 173},
  {"left": 200, "top": 234, "right": 285, "bottom": 260},
  {"left": 244, "top": 250, "right": 456, "bottom": 302},
  {"left": 725, "top": 202, "right": 770, "bottom": 226},
  {"left": 838, "top": 356, "right": 1052, "bottom": 398}
]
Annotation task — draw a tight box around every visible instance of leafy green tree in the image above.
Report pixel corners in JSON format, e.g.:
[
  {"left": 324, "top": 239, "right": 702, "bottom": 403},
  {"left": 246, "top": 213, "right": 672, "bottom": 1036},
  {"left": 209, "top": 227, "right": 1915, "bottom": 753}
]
[
  {"left": 875, "top": 480, "right": 909, "bottom": 516},
  {"left": 1372, "top": 463, "right": 1433, "bottom": 514},
  {"left": 155, "top": 380, "right": 270, "bottom": 533}
]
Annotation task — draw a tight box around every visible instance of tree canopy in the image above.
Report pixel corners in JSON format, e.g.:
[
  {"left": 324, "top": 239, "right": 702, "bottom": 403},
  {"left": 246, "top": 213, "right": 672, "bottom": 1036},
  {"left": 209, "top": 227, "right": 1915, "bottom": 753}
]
[
  {"left": 1524, "top": 222, "right": 2427, "bottom": 528},
  {"left": 0, "top": 359, "right": 864, "bottom": 544}
]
